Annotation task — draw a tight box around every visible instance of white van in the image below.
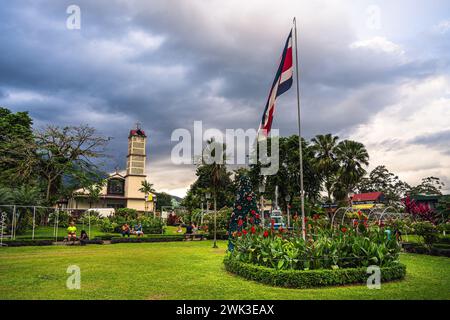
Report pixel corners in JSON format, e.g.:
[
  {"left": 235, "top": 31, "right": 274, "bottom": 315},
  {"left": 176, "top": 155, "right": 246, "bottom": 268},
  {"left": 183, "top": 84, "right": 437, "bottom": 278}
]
[{"left": 86, "top": 208, "right": 115, "bottom": 218}]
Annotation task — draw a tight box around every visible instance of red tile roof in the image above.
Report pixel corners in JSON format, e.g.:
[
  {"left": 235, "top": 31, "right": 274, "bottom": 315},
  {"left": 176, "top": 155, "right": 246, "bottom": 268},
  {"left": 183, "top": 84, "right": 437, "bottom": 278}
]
[
  {"left": 352, "top": 192, "right": 383, "bottom": 202},
  {"left": 129, "top": 129, "right": 146, "bottom": 137}
]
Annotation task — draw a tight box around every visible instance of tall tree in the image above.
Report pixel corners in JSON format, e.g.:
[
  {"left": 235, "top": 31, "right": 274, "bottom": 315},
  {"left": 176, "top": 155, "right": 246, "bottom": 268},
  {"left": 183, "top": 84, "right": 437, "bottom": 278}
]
[
  {"left": 17, "top": 125, "right": 110, "bottom": 205},
  {"left": 311, "top": 134, "right": 339, "bottom": 202},
  {"left": 356, "top": 165, "right": 410, "bottom": 205},
  {"left": 408, "top": 177, "right": 444, "bottom": 196},
  {"left": 335, "top": 140, "right": 369, "bottom": 198},
  {"left": 139, "top": 180, "right": 155, "bottom": 214},
  {"left": 0, "top": 107, "right": 34, "bottom": 186}
]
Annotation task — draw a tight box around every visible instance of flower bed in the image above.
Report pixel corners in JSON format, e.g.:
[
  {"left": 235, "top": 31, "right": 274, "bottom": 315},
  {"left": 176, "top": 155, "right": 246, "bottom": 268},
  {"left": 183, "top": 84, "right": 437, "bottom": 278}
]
[{"left": 224, "top": 255, "right": 406, "bottom": 288}]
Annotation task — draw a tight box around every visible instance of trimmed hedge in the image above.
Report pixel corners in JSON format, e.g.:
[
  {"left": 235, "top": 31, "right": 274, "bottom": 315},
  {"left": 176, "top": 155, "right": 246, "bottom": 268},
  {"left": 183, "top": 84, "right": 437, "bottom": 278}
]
[
  {"left": 223, "top": 256, "right": 406, "bottom": 288},
  {"left": 110, "top": 236, "right": 184, "bottom": 244},
  {"left": 1, "top": 239, "right": 54, "bottom": 247},
  {"left": 402, "top": 243, "right": 450, "bottom": 257}
]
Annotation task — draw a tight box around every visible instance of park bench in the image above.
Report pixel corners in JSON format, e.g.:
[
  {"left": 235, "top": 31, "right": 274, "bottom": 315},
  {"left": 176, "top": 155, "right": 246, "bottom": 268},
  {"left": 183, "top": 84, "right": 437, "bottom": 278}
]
[{"left": 183, "top": 233, "right": 206, "bottom": 241}]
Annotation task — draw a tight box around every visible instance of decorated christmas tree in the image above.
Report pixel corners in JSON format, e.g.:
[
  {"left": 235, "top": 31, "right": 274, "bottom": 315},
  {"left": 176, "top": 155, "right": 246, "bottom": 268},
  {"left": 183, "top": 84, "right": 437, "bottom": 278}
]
[{"left": 228, "top": 175, "right": 261, "bottom": 251}]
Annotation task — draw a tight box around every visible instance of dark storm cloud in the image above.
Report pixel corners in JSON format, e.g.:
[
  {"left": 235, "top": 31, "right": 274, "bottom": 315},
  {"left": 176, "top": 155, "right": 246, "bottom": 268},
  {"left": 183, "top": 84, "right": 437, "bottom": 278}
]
[
  {"left": 411, "top": 130, "right": 450, "bottom": 154},
  {"left": 1, "top": 0, "right": 449, "bottom": 195}
]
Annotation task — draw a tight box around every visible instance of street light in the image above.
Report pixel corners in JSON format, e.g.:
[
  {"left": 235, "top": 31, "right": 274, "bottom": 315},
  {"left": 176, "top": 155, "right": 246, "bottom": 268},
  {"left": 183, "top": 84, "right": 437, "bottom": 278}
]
[
  {"left": 349, "top": 192, "right": 355, "bottom": 211},
  {"left": 205, "top": 191, "right": 217, "bottom": 248},
  {"left": 258, "top": 183, "right": 265, "bottom": 227},
  {"left": 200, "top": 196, "right": 205, "bottom": 226},
  {"left": 205, "top": 191, "right": 211, "bottom": 230},
  {"left": 153, "top": 195, "right": 158, "bottom": 219},
  {"left": 285, "top": 194, "right": 291, "bottom": 229}
]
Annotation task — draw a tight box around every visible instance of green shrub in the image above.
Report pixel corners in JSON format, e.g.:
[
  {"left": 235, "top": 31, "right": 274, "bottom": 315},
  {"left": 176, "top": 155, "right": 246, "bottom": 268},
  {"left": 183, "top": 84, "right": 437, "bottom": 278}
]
[
  {"left": 412, "top": 221, "right": 439, "bottom": 249},
  {"left": 223, "top": 255, "right": 406, "bottom": 288},
  {"left": 114, "top": 208, "right": 138, "bottom": 220}
]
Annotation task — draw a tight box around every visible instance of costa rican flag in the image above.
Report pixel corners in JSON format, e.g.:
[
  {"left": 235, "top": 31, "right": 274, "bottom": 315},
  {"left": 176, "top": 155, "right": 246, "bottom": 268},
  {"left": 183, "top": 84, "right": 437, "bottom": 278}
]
[{"left": 258, "top": 30, "right": 293, "bottom": 139}]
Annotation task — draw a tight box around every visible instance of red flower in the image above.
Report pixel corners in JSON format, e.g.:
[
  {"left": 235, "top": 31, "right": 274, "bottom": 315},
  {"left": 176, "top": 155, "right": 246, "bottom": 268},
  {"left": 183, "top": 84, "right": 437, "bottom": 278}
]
[
  {"left": 237, "top": 231, "right": 242, "bottom": 237},
  {"left": 357, "top": 210, "right": 362, "bottom": 217},
  {"left": 238, "top": 218, "right": 243, "bottom": 226},
  {"left": 313, "top": 214, "right": 320, "bottom": 220},
  {"left": 263, "top": 230, "right": 269, "bottom": 238},
  {"left": 251, "top": 210, "right": 256, "bottom": 215},
  {"left": 250, "top": 226, "right": 256, "bottom": 234},
  {"left": 353, "top": 220, "right": 359, "bottom": 227},
  {"left": 237, "top": 205, "right": 242, "bottom": 210},
  {"left": 249, "top": 217, "right": 254, "bottom": 224},
  {"left": 243, "top": 229, "right": 248, "bottom": 235},
  {"left": 278, "top": 227, "right": 284, "bottom": 233},
  {"left": 247, "top": 196, "right": 252, "bottom": 201},
  {"left": 255, "top": 214, "right": 260, "bottom": 219},
  {"left": 341, "top": 227, "right": 347, "bottom": 233}
]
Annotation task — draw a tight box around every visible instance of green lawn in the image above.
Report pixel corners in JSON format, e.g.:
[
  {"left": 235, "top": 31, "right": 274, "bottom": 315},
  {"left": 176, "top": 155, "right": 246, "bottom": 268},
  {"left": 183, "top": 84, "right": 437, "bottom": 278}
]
[
  {"left": 0, "top": 241, "right": 449, "bottom": 300},
  {"left": 14, "top": 225, "right": 186, "bottom": 239}
]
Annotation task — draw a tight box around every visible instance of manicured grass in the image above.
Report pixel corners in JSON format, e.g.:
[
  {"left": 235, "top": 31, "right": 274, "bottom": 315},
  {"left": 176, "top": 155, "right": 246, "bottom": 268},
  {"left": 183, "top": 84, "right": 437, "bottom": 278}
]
[{"left": 0, "top": 241, "right": 449, "bottom": 300}]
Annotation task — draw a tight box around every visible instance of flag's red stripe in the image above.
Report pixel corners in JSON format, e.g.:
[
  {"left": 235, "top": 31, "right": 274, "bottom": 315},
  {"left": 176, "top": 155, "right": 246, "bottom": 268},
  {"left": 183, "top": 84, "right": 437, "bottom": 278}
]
[{"left": 281, "top": 47, "right": 292, "bottom": 72}]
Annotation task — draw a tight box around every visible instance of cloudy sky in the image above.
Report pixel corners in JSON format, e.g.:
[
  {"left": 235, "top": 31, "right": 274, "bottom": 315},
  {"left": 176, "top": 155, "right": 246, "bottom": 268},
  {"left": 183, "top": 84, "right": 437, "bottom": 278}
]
[{"left": 1, "top": 0, "right": 449, "bottom": 197}]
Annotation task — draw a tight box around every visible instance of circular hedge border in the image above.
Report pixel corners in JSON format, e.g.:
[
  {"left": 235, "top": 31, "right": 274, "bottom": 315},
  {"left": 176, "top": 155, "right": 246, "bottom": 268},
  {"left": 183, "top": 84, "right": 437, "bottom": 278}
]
[{"left": 223, "top": 256, "right": 406, "bottom": 288}]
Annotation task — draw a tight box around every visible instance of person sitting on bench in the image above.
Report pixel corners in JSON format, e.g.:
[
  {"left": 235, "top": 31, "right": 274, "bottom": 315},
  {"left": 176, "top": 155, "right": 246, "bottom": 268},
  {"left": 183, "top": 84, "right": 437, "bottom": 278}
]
[
  {"left": 121, "top": 223, "right": 131, "bottom": 237},
  {"left": 185, "top": 222, "right": 193, "bottom": 235},
  {"left": 67, "top": 222, "right": 77, "bottom": 242},
  {"left": 134, "top": 223, "right": 144, "bottom": 237},
  {"left": 80, "top": 230, "right": 89, "bottom": 245}
]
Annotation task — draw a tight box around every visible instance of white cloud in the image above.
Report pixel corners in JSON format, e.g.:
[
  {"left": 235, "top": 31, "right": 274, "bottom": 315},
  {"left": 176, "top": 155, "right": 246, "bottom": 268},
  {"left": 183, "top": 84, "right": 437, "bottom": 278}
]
[
  {"left": 347, "top": 75, "right": 450, "bottom": 192},
  {"left": 433, "top": 20, "right": 450, "bottom": 34},
  {"left": 349, "top": 36, "right": 405, "bottom": 56}
]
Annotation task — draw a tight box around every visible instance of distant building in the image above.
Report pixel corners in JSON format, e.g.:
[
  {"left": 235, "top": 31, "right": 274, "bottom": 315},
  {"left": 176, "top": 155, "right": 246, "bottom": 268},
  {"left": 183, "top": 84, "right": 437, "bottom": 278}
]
[
  {"left": 67, "top": 125, "right": 154, "bottom": 213},
  {"left": 409, "top": 194, "right": 442, "bottom": 211},
  {"left": 350, "top": 192, "right": 386, "bottom": 210}
]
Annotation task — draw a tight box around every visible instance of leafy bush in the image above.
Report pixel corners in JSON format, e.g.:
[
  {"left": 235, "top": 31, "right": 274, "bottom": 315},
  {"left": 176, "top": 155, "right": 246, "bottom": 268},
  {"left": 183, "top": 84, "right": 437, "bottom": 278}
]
[
  {"left": 114, "top": 208, "right": 138, "bottom": 220},
  {"left": 223, "top": 255, "right": 406, "bottom": 288},
  {"left": 206, "top": 207, "right": 232, "bottom": 236},
  {"left": 437, "top": 222, "right": 450, "bottom": 235},
  {"left": 48, "top": 210, "right": 72, "bottom": 228},
  {"left": 107, "top": 214, "right": 165, "bottom": 234},
  {"left": 412, "top": 221, "right": 439, "bottom": 249}
]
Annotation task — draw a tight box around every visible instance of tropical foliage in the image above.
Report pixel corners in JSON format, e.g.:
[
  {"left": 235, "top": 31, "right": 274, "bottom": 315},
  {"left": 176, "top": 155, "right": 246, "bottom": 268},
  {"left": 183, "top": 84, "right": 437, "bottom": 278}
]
[{"left": 228, "top": 218, "right": 401, "bottom": 271}]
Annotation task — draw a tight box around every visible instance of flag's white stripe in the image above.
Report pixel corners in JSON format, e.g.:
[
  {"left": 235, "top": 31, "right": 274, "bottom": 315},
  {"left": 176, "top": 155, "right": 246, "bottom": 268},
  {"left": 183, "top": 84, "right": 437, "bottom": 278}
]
[
  {"left": 280, "top": 67, "right": 293, "bottom": 84},
  {"left": 263, "top": 80, "right": 280, "bottom": 127}
]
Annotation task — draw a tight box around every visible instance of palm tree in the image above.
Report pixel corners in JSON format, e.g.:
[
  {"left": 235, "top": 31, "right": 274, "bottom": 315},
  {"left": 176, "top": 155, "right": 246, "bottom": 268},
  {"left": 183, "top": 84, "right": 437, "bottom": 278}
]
[
  {"left": 311, "top": 134, "right": 340, "bottom": 202},
  {"left": 203, "top": 138, "right": 228, "bottom": 249},
  {"left": 335, "top": 140, "right": 369, "bottom": 198},
  {"left": 139, "top": 180, "right": 155, "bottom": 216}
]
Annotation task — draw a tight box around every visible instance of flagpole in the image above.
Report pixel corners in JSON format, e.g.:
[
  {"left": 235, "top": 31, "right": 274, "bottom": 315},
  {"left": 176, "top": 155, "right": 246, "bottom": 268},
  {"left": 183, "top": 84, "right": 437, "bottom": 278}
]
[{"left": 293, "top": 17, "right": 306, "bottom": 241}]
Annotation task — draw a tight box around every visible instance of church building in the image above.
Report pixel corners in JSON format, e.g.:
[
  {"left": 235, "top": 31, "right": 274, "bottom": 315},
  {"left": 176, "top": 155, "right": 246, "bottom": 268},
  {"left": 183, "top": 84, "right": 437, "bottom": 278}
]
[{"left": 67, "top": 126, "right": 154, "bottom": 214}]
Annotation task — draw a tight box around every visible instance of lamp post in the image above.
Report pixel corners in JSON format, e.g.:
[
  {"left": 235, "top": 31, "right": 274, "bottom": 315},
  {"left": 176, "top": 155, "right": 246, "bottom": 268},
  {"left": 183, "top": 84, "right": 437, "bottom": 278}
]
[
  {"left": 349, "top": 192, "right": 355, "bottom": 211},
  {"left": 285, "top": 194, "right": 291, "bottom": 228},
  {"left": 153, "top": 195, "right": 158, "bottom": 219},
  {"left": 205, "top": 191, "right": 217, "bottom": 248},
  {"left": 200, "top": 196, "right": 205, "bottom": 226},
  {"left": 258, "top": 183, "right": 265, "bottom": 227}
]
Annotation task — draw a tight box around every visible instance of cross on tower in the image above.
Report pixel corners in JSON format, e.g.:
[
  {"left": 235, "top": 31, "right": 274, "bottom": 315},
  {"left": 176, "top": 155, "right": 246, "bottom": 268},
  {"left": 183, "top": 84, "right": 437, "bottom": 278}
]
[{"left": 135, "top": 121, "right": 142, "bottom": 130}]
